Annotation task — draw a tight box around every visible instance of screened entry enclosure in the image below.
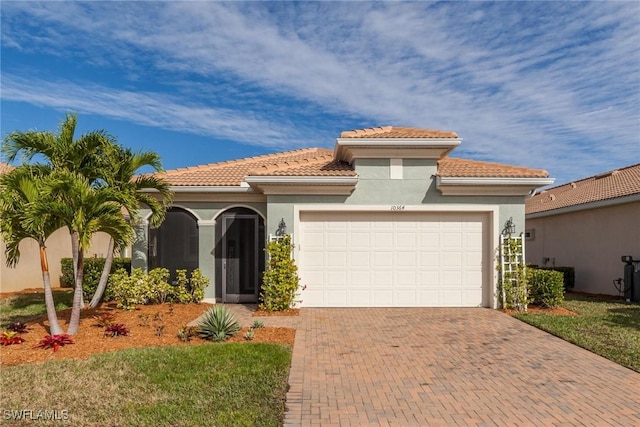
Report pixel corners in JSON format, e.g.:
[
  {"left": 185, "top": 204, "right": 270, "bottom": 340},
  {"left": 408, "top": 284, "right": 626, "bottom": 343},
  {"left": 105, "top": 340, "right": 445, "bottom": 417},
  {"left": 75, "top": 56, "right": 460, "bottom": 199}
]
[
  {"left": 215, "top": 208, "right": 266, "bottom": 303},
  {"left": 148, "top": 207, "right": 199, "bottom": 276}
]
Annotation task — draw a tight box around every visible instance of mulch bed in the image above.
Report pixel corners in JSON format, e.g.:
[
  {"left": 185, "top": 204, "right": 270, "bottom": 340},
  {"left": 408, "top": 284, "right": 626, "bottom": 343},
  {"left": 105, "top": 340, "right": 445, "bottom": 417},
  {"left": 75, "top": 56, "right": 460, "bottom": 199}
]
[
  {"left": 504, "top": 304, "right": 578, "bottom": 316},
  {"left": 0, "top": 301, "right": 295, "bottom": 367}
]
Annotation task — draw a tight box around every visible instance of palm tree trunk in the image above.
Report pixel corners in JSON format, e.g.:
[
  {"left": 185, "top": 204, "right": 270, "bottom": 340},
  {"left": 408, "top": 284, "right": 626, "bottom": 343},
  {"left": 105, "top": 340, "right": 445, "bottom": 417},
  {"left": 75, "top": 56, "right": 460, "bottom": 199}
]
[
  {"left": 89, "top": 237, "right": 115, "bottom": 308},
  {"left": 66, "top": 248, "right": 85, "bottom": 335},
  {"left": 40, "top": 246, "right": 63, "bottom": 335},
  {"left": 70, "top": 231, "right": 85, "bottom": 309}
]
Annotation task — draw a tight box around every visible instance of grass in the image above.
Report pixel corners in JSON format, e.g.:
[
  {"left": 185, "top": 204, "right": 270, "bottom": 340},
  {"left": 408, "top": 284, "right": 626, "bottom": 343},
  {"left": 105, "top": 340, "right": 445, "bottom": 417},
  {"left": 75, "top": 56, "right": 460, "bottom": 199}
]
[
  {"left": 0, "top": 343, "right": 292, "bottom": 426},
  {"left": 514, "top": 293, "right": 640, "bottom": 372},
  {"left": 0, "top": 289, "right": 74, "bottom": 329}
]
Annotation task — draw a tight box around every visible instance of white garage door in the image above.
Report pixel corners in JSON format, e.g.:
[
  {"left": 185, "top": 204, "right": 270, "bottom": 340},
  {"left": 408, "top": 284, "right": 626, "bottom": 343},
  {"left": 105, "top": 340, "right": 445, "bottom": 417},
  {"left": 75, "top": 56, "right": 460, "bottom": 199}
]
[{"left": 297, "top": 211, "right": 488, "bottom": 307}]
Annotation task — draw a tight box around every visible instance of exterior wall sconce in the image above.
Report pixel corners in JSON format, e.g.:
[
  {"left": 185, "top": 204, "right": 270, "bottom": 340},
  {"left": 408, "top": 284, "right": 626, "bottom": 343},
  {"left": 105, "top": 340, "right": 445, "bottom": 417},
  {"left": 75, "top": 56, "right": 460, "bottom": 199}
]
[
  {"left": 503, "top": 217, "right": 516, "bottom": 236},
  {"left": 276, "top": 218, "right": 287, "bottom": 236}
]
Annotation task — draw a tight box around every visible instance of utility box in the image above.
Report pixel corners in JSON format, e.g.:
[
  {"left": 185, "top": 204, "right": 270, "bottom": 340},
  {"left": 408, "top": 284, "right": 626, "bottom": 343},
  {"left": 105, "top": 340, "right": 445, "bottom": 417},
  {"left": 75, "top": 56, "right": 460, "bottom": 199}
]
[{"left": 621, "top": 256, "right": 640, "bottom": 303}]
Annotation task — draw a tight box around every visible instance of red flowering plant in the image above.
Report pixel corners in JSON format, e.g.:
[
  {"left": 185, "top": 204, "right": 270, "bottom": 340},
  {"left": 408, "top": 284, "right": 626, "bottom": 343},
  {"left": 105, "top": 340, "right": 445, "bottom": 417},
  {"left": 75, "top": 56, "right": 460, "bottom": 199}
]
[
  {"left": 1, "top": 331, "right": 25, "bottom": 346},
  {"left": 34, "top": 334, "right": 74, "bottom": 352}
]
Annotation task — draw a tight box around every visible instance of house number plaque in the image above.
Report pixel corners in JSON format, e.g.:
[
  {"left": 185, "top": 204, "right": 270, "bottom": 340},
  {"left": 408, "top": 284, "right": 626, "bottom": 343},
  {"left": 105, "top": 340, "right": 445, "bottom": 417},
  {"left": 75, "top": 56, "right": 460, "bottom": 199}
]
[{"left": 390, "top": 205, "right": 405, "bottom": 211}]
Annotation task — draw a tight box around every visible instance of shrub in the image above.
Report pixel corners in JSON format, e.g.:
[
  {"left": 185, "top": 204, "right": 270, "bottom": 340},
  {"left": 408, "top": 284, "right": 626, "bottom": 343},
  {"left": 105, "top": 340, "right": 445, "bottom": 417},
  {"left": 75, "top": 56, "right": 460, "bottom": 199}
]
[
  {"left": 528, "top": 268, "right": 565, "bottom": 308},
  {"left": 143, "top": 268, "right": 172, "bottom": 304},
  {"left": 108, "top": 268, "right": 209, "bottom": 309},
  {"left": 1, "top": 331, "right": 25, "bottom": 346},
  {"left": 34, "top": 334, "right": 74, "bottom": 352},
  {"left": 197, "top": 305, "right": 240, "bottom": 342},
  {"left": 60, "top": 257, "right": 131, "bottom": 301},
  {"left": 109, "top": 268, "right": 146, "bottom": 310},
  {"left": 259, "top": 235, "right": 301, "bottom": 311},
  {"left": 536, "top": 266, "right": 575, "bottom": 290},
  {"left": 189, "top": 269, "right": 208, "bottom": 303},
  {"left": 244, "top": 328, "right": 255, "bottom": 341},
  {"left": 104, "top": 323, "right": 129, "bottom": 337}
]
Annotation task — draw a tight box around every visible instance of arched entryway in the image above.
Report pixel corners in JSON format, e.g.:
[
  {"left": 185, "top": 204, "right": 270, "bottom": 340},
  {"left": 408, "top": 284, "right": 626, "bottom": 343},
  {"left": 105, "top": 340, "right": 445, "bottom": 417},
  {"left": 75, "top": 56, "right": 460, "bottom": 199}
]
[
  {"left": 215, "top": 207, "right": 265, "bottom": 303},
  {"left": 148, "top": 207, "right": 199, "bottom": 275}
]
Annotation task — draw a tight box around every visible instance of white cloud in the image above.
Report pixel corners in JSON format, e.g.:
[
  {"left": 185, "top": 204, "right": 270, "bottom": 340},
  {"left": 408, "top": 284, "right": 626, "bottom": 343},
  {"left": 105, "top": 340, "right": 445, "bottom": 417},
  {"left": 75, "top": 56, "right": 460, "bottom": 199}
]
[{"left": 1, "top": 1, "right": 638, "bottom": 183}]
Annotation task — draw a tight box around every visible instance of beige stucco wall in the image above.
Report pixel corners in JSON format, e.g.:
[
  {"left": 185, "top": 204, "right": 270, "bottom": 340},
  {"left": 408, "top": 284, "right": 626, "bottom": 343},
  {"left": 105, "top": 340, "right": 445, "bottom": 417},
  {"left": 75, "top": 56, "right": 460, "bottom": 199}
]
[
  {"left": 0, "top": 228, "right": 112, "bottom": 293},
  {"left": 526, "top": 201, "right": 640, "bottom": 295}
]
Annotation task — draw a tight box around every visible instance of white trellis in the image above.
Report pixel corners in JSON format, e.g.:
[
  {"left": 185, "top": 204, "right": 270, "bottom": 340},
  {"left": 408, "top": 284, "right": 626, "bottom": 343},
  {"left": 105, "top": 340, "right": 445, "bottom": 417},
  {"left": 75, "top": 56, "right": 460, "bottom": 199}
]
[{"left": 499, "top": 232, "right": 527, "bottom": 311}]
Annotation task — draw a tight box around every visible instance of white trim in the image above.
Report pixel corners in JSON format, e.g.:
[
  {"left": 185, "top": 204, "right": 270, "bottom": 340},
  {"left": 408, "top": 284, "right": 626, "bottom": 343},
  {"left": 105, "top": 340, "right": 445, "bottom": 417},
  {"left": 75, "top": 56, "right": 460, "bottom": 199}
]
[
  {"left": 145, "top": 204, "right": 202, "bottom": 222},
  {"left": 143, "top": 186, "right": 256, "bottom": 193},
  {"left": 438, "top": 177, "right": 555, "bottom": 186},
  {"left": 334, "top": 138, "right": 462, "bottom": 163},
  {"left": 526, "top": 193, "right": 640, "bottom": 219},
  {"left": 212, "top": 205, "right": 267, "bottom": 221},
  {"left": 201, "top": 298, "right": 217, "bottom": 305},
  {"left": 198, "top": 219, "right": 216, "bottom": 226},
  {"left": 390, "top": 158, "right": 403, "bottom": 180},
  {"left": 244, "top": 175, "right": 358, "bottom": 195},
  {"left": 292, "top": 203, "right": 500, "bottom": 309},
  {"left": 437, "top": 177, "right": 555, "bottom": 196},
  {"left": 244, "top": 176, "right": 358, "bottom": 185}
]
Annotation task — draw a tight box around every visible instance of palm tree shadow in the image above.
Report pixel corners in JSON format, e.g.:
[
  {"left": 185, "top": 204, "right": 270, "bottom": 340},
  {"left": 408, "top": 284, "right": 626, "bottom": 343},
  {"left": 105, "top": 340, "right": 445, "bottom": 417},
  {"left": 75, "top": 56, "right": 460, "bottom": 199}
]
[{"left": 606, "top": 305, "right": 640, "bottom": 332}]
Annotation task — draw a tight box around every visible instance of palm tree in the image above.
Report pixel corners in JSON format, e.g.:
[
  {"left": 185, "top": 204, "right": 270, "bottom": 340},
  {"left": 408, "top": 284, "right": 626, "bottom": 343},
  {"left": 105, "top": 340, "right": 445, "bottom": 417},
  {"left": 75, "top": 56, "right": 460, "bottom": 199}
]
[
  {"left": 0, "top": 167, "right": 64, "bottom": 335},
  {"left": 3, "top": 113, "right": 117, "bottom": 291},
  {"left": 88, "top": 147, "right": 173, "bottom": 308},
  {"left": 38, "top": 169, "right": 133, "bottom": 334}
]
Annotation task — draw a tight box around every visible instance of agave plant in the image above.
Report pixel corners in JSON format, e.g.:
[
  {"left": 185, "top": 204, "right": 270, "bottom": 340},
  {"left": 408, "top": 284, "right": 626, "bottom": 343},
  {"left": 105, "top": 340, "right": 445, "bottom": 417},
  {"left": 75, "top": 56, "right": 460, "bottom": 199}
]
[
  {"left": 250, "top": 320, "right": 265, "bottom": 329},
  {"left": 197, "top": 305, "right": 240, "bottom": 342},
  {"left": 244, "top": 328, "right": 255, "bottom": 341}
]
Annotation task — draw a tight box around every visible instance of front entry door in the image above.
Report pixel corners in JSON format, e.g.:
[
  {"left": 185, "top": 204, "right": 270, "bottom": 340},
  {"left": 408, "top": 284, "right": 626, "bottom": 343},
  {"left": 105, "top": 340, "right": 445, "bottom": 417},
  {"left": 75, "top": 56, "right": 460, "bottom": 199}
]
[{"left": 222, "top": 213, "right": 259, "bottom": 303}]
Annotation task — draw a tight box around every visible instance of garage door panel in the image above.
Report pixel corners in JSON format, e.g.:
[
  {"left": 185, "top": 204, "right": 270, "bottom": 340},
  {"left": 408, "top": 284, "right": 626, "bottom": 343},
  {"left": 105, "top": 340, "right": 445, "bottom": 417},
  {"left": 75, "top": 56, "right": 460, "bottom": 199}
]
[
  {"left": 350, "top": 251, "right": 370, "bottom": 267},
  {"left": 298, "top": 211, "right": 488, "bottom": 307}
]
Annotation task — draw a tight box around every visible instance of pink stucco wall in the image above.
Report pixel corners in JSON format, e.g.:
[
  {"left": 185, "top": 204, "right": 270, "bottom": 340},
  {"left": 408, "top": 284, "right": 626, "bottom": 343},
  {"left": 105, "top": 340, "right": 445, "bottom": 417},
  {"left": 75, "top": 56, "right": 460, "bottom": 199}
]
[{"left": 526, "top": 201, "right": 640, "bottom": 296}]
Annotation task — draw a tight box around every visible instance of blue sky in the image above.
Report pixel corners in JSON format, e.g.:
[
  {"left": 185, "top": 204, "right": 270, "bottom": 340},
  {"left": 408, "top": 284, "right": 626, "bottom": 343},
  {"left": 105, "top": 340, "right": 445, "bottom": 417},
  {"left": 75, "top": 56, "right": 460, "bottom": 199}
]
[{"left": 1, "top": 1, "right": 638, "bottom": 186}]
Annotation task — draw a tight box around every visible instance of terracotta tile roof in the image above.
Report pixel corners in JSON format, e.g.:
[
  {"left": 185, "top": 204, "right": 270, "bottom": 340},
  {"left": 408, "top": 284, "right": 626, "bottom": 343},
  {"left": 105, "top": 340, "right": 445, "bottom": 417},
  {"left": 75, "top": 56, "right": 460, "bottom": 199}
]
[
  {"left": 526, "top": 163, "right": 640, "bottom": 215},
  {"left": 0, "top": 162, "right": 15, "bottom": 175},
  {"left": 437, "top": 157, "right": 550, "bottom": 178},
  {"left": 340, "top": 126, "right": 458, "bottom": 139},
  {"left": 248, "top": 153, "right": 355, "bottom": 177},
  {"left": 157, "top": 148, "right": 353, "bottom": 186}
]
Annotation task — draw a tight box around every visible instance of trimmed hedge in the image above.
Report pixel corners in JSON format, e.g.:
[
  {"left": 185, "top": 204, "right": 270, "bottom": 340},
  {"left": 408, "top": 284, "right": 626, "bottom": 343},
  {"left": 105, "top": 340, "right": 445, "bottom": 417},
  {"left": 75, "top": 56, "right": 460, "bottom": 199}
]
[
  {"left": 527, "top": 268, "right": 565, "bottom": 308},
  {"left": 532, "top": 266, "right": 575, "bottom": 289},
  {"left": 60, "top": 257, "right": 132, "bottom": 301}
]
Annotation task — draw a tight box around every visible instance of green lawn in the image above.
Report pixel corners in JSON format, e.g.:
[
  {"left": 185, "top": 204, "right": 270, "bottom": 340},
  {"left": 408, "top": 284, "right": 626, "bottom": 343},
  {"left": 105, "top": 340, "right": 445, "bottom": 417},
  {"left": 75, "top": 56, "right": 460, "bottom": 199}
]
[
  {"left": 0, "top": 343, "right": 291, "bottom": 426},
  {"left": 0, "top": 289, "right": 74, "bottom": 328},
  {"left": 514, "top": 293, "right": 640, "bottom": 372}
]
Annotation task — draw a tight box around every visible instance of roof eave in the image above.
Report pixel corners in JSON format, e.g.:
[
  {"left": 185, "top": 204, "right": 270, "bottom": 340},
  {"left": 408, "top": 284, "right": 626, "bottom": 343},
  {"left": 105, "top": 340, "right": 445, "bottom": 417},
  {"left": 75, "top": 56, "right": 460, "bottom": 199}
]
[
  {"left": 437, "top": 177, "right": 555, "bottom": 196},
  {"left": 334, "top": 138, "right": 462, "bottom": 163},
  {"left": 244, "top": 175, "right": 358, "bottom": 195},
  {"left": 526, "top": 193, "right": 640, "bottom": 218}
]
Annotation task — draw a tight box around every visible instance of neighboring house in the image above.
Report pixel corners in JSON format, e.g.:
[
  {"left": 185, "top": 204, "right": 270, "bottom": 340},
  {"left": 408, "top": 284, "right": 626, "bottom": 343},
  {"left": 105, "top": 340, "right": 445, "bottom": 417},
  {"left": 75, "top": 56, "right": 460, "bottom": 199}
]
[
  {"left": 135, "top": 126, "right": 552, "bottom": 308},
  {"left": 0, "top": 162, "right": 112, "bottom": 293},
  {"left": 525, "top": 163, "right": 640, "bottom": 296}
]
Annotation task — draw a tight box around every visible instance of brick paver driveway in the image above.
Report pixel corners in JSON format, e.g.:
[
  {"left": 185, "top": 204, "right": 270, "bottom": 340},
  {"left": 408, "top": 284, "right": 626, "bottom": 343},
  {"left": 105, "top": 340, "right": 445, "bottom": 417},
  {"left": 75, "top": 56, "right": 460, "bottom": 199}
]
[{"left": 268, "top": 308, "right": 640, "bottom": 426}]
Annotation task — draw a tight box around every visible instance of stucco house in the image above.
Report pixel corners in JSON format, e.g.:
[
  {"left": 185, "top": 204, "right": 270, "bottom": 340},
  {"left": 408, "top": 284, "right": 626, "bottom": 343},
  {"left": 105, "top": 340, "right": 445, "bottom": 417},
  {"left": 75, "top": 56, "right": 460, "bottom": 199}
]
[
  {"left": 134, "top": 126, "right": 552, "bottom": 308},
  {"left": 0, "top": 162, "right": 112, "bottom": 293},
  {"left": 525, "top": 163, "right": 640, "bottom": 296}
]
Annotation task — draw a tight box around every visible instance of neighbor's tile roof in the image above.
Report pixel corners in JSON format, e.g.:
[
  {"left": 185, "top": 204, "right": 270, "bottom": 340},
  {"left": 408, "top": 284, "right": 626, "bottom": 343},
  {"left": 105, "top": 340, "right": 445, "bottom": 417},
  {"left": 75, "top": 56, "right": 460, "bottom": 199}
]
[
  {"left": 158, "top": 148, "right": 354, "bottom": 186},
  {"left": 0, "top": 162, "right": 15, "bottom": 175},
  {"left": 526, "top": 163, "right": 640, "bottom": 215},
  {"left": 438, "top": 157, "right": 550, "bottom": 178},
  {"left": 340, "top": 126, "right": 458, "bottom": 139}
]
